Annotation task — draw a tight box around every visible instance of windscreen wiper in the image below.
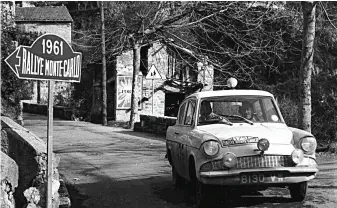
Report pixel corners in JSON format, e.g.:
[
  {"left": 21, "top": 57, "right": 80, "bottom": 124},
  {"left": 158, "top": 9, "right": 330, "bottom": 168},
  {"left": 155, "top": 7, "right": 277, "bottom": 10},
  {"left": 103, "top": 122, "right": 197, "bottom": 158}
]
[
  {"left": 224, "top": 115, "right": 254, "bottom": 125},
  {"left": 199, "top": 118, "right": 233, "bottom": 126}
]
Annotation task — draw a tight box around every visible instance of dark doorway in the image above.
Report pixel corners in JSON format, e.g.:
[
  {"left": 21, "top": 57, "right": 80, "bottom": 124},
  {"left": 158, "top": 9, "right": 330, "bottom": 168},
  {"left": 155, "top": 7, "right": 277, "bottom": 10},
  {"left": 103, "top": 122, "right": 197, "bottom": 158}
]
[{"left": 165, "top": 93, "right": 185, "bottom": 117}]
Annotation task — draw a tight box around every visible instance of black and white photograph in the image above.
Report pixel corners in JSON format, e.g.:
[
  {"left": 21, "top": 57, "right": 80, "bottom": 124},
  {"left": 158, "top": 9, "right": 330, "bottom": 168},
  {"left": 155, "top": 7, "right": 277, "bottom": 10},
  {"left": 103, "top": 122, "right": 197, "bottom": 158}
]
[{"left": 1, "top": 1, "right": 336, "bottom": 208}]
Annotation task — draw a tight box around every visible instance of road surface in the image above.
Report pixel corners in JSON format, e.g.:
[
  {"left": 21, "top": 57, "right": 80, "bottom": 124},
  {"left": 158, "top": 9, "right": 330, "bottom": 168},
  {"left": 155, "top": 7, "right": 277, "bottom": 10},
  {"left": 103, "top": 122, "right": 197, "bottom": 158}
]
[{"left": 23, "top": 113, "right": 337, "bottom": 208}]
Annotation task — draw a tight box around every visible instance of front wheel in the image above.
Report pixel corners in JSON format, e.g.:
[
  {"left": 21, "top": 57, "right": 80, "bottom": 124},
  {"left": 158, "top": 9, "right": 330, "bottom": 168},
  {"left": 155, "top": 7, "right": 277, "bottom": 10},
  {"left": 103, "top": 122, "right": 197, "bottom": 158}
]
[
  {"left": 194, "top": 180, "right": 211, "bottom": 208},
  {"left": 289, "top": 181, "right": 308, "bottom": 202}
]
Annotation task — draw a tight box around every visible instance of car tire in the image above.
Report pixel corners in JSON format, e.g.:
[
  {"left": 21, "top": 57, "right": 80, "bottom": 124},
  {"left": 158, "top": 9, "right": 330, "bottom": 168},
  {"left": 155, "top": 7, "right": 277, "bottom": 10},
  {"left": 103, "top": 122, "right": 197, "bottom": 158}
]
[
  {"left": 289, "top": 181, "right": 308, "bottom": 202},
  {"left": 172, "top": 166, "right": 185, "bottom": 188},
  {"left": 194, "top": 180, "right": 211, "bottom": 208}
]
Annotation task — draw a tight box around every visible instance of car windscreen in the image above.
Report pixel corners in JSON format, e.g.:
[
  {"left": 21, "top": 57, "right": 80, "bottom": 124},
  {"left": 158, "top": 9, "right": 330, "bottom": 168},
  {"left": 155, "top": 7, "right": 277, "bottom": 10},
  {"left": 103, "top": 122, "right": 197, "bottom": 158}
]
[{"left": 198, "top": 95, "right": 283, "bottom": 125}]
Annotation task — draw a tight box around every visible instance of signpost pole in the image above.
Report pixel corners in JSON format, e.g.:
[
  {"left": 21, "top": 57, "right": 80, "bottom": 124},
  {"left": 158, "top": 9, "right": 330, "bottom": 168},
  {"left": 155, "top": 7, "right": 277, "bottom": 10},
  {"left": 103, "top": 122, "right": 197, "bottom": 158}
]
[
  {"left": 47, "top": 80, "right": 54, "bottom": 208},
  {"left": 4, "top": 33, "right": 82, "bottom": 208},
  {"left": 152, "top": 79, "right": 154, "bottom": 115}
]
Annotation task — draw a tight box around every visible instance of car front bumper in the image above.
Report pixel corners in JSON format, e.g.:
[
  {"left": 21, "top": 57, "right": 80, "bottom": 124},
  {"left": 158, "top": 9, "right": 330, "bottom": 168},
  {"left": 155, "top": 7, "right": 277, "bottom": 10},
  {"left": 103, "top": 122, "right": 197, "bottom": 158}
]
[{"left": 199, "top": 166, "right": 318, "bottom": 186}]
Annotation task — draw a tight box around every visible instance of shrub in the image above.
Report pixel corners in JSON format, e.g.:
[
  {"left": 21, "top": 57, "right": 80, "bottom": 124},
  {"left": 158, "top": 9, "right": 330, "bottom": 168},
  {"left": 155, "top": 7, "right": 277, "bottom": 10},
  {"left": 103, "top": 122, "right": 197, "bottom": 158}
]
[
  {"left": 278, "top": 95, "right": 337, "bottom": 147},
  {"left": 277, "top": 97, "right": 300, "bottom": 129}
]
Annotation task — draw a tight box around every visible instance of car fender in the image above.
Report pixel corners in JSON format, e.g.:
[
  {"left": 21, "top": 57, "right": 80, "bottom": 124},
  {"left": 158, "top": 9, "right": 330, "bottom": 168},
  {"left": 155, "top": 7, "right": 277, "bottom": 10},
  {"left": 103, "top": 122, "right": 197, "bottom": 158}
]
[
  {"left": 289, "top": 127, "right": 315, "bottom": 149},
  {"left": 187, "top": 151, "right": 198, "bottom": 181}
]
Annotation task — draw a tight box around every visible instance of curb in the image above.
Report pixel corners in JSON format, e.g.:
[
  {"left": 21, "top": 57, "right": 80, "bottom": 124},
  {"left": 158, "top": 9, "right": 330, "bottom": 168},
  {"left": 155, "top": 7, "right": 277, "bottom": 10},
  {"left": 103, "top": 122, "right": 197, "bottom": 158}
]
[{"left": 59, "top": 177, "right": 71, "bottom": 208}]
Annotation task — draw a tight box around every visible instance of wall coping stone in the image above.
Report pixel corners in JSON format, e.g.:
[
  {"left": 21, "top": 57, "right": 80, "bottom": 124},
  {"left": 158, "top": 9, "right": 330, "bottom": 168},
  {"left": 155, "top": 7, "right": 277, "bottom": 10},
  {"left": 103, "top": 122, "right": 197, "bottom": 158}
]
[
  {"left": 139, "top": 114, "right": 177, "bottom": 119},
  {"left": 1, "top": 116, "right": 46, "bottom": 154},
  {"left": 135, "top": 114, "right": 177, "bottom": 135}
]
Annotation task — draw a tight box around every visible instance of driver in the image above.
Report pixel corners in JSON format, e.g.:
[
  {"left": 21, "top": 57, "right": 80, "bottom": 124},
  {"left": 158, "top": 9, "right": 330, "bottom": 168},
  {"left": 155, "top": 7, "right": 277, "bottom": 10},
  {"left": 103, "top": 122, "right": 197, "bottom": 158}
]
[
  {"left": 239, "top": 102, "right": 258, "bottom": 121},
  {"left": 199, "top": 100, "right": 222, "bottom": 122}
]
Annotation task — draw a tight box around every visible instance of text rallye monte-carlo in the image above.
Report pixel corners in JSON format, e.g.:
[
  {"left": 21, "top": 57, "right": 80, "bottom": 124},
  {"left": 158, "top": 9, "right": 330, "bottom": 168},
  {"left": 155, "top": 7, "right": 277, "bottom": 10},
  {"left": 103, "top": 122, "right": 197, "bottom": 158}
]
[{"left": 165, "top": 78, "right": 318, "bottom": 206}]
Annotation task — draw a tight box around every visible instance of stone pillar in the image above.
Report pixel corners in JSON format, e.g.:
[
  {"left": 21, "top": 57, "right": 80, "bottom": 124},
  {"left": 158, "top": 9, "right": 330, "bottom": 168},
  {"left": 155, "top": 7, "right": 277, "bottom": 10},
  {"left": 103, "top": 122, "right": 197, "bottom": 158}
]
[
  {"left": 37, "top": 81, "right": 41, "bottom": 104},
  {"left": 197, "top": 60, "right": 214, "bottom": 91},
  {"left": 17, "top": 100, "right": 24, "bottom": 126},
  {"left": 32, "top": 82, "right": 38, "bottom": 102}
]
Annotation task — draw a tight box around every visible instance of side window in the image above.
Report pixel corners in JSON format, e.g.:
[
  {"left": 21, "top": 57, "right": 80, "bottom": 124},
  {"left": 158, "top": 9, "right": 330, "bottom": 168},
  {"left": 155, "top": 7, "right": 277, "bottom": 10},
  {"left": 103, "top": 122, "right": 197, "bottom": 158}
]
[
  {"left": 263, "top": 98, "right": 279, "bottom": 122},
  {"left": 177, "top": 102, "right": 187, "bottom": 125},
  {"left": 184, "top": 100, "right": 196, "bottom": 126}
]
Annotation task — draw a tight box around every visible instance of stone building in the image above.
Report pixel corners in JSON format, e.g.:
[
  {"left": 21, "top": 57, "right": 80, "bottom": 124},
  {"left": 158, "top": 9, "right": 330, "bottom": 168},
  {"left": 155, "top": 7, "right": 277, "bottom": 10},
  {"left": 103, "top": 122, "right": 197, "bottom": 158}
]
[
  {"left": 90, "top": 41, "right": 214, "bottom": 122},
  {"left": 14, "top": 3, "right": 74, "bottom": 105}
]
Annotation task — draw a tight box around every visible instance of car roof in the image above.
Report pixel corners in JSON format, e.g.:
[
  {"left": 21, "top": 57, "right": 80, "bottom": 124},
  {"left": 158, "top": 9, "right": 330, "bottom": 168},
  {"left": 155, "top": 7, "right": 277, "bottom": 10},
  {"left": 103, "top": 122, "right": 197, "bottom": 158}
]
[{"left": 186, "top": 90, "right": 274, "bottom": 100}]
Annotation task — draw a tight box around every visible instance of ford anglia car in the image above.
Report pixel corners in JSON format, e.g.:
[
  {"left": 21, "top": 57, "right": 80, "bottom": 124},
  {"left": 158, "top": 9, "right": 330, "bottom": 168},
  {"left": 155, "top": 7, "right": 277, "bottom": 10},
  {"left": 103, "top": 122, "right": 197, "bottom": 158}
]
[{"left": 165, "top": 79, "right": 318, "bottom": 206}]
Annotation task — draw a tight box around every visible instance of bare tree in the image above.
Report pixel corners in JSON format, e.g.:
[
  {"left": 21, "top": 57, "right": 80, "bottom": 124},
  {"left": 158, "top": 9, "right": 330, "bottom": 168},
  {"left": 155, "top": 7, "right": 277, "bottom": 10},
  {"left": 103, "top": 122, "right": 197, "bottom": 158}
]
[
  {"left": 72, "top": 2, "right": 302, "bottom": 127},
  {"left": 104, "top": 2, "right": 295, "bottom": 128},
  {"left": 299, "top": 1, "right": 317, "bottom": 132},
  {"left": 129, "top": 37, "right": 141, "bottom": 129}
]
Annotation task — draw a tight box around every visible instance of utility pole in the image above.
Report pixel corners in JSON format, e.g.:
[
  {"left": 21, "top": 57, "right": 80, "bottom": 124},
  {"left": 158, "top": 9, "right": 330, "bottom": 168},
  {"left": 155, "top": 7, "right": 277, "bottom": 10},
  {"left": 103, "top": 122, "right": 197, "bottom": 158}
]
[{"left": 101, "top": 1, "right": 107, "bottom": 126}]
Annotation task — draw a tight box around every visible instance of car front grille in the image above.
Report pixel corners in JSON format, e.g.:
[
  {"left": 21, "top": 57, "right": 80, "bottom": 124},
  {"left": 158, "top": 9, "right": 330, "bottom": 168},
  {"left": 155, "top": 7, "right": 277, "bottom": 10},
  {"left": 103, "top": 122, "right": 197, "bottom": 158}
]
[
  {"left": 200, "top": 155, "right": 293, "bottom": 172},
  {"left": 236, "top": 155, "right": 293, "bottom": 169}
]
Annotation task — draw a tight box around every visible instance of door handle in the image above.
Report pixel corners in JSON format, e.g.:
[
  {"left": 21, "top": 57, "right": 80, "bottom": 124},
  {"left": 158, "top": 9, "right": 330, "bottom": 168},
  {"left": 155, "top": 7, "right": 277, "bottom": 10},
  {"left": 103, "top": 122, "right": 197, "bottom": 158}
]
[{"left": 174, "top": 132, "right": 179, "bottom": 135}]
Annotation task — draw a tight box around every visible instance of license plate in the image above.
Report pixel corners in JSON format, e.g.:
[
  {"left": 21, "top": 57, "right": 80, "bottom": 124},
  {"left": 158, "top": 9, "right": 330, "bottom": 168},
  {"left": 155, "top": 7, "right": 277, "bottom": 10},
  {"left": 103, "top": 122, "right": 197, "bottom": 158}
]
[{"left": 240, "top": 173, "right": 285, "bottom": 184}]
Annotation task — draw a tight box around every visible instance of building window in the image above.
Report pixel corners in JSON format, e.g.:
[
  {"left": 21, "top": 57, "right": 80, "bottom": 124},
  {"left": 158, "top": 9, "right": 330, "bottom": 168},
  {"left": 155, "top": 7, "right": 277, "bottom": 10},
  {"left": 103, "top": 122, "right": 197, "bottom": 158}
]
[{"left": 140, "top": 46, "right": 149, "bottom": 75}]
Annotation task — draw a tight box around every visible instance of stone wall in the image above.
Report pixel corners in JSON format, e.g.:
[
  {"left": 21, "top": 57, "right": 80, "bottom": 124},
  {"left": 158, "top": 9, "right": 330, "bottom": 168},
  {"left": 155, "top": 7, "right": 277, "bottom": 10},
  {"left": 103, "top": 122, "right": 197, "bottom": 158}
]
[
  {"left": 134, "top": 114, "right": 177, "bottom": 136},
  {"left": 23, "top": 102, "right": 74, "bottom": 120},
  {"left": 197, "top": 62, "right": 214, "bottom": 91},
  {"left": 115, "top": 43, "right": 169, "bottom": 121},
  {"left": 18, "top": 23, "right": 71, "bottom": 43},
  {"left": 142, "top": 43, "right": 168, "bottom": 116},
  {"left": 1, "top": 116, "right": 60, "bottom": 208}
]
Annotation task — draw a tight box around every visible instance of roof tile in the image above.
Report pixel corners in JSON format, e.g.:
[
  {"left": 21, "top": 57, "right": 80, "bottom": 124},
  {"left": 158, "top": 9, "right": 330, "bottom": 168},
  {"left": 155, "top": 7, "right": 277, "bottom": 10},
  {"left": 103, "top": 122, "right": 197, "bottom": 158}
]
[{"left": 15, "top": 6, "right": 73, "bottom": 22}]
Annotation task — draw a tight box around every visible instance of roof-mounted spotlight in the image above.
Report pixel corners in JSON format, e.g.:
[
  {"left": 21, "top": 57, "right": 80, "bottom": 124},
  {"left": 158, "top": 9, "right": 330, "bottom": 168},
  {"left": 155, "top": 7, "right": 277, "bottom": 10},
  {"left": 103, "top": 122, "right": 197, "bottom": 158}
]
[{"left": 227, "top": 77, "right": 238, "bottom": 88}]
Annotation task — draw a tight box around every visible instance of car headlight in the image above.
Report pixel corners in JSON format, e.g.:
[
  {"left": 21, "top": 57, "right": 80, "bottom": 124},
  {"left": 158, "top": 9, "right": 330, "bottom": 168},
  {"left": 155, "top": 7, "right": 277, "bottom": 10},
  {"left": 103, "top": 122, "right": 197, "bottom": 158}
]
[
  {"left": 223, "top": 153, "right": 237, "bottom": 168},
  {"left": 257, "top": 138, "right": 270, "bottom": 151},
  {"left": 291, "top": 149, "right": 304, "bottom": 164},
  {"left": 300, "top": 137, "right": 317, "bottom": 153},
  {"left": 203, "top": 141, "right": 220, "bottom": 157}
]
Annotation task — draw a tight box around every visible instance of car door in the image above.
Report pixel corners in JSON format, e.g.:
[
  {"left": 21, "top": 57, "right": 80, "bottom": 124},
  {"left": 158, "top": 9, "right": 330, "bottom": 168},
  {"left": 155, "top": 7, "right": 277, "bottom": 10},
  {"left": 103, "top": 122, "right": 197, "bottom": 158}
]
[
  {"left": 174, "top": 99, "right": 196, "bottom": 179},
  {"left": 169, "top": 101, "right": 188, "bottom": 176},
  {"left": 180, "top": 99, "right": 196, "bottom": 179}
]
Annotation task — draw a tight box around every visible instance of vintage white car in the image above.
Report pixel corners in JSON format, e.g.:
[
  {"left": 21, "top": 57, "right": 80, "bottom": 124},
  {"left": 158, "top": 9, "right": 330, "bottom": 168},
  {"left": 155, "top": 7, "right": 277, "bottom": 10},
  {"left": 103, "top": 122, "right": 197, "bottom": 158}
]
[{"left": 166, "top": 80, "right": 318, "bottom": 206}]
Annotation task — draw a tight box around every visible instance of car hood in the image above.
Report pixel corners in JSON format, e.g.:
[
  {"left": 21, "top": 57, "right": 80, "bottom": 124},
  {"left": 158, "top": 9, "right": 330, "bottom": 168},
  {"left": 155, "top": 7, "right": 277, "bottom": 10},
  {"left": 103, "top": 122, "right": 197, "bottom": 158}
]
[{"left": 197, "top": 123, "right": 293, "bottom": 144}]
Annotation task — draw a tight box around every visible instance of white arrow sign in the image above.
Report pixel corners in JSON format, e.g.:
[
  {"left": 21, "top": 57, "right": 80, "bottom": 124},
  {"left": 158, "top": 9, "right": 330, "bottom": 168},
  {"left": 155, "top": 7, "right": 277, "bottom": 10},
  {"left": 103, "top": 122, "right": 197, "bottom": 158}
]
[{"left": 146, "top": 65, "right": 162, "bottom": 80}]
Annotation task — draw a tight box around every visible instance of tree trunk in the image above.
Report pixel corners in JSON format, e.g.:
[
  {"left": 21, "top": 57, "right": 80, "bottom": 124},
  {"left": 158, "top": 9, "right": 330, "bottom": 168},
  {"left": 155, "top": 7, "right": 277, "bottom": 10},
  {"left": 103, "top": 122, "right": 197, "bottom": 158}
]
[
  {"left": 101, "top": 1, "right": 107, "bottom": 126},
  {"left": 37, "top": 81, "right": 41, "bottom": 103},
  {"left": 129, "top": 42, "right": 141, "bottom": 129},
  {"left": 299, "top": 1, "right": 316, "bottom": 133}
]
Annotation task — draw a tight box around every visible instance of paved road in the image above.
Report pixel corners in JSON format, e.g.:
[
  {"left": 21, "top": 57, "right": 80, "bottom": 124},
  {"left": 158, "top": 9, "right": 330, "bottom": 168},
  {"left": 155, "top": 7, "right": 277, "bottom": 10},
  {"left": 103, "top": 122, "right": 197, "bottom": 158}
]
[{"left": 24, "top": 113, "right": 337, "bottom": 208}]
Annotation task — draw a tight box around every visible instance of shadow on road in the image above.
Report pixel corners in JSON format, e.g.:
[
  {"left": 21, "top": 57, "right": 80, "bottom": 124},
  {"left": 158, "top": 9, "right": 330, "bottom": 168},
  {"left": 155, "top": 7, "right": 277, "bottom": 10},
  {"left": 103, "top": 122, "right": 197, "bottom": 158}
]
[
  {"left": 63, "top": 170, "right": 302, "bottom": 208},
  {"left": 114, "top": 130, "right": 166, "bottom": 143}
]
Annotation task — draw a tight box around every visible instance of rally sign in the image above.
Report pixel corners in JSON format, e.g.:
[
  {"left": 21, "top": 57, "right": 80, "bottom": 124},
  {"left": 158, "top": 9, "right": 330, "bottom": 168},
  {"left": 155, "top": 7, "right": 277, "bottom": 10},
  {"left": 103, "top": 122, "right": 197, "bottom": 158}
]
[{"left": 5, "top": 34, "right": 82, "bottom": 82}]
